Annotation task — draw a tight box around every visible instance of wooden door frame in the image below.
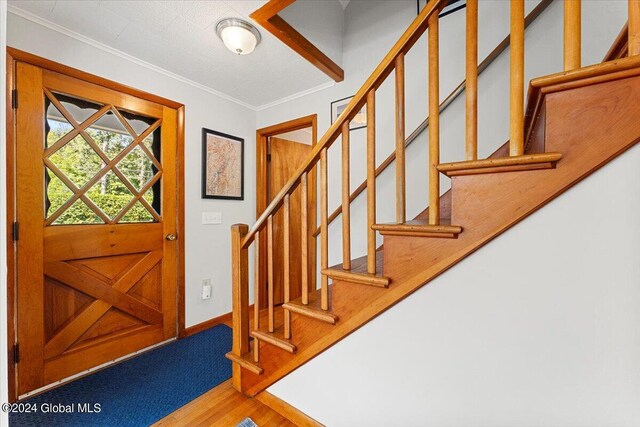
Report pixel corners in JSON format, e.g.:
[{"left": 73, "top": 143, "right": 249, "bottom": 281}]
[
  {"left": 5, "top": 48, "right": 186, "bottom": 402},
  {"left": 256, "top": 114, "right": 317, "bottom": 307}
]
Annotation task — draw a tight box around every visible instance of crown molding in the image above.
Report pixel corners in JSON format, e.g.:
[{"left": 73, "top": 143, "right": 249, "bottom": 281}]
[
  {"left": 7, "top": 5, "right": 336, "bottom": 112},
  {"left": 255, "top": 80, "right": 335, "bottom": 111}
]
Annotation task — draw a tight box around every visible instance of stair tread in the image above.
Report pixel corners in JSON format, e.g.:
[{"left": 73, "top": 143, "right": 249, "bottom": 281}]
[
  {"left": 437, "top": 152, "right": 562, "bottom": 177},
  {"left": 372, "top": 219, "right": 462, "bottom": 236},
  {"left": 322, "top": 268, "right": 390, "bottom": 287},
  {"left": 284, "top": 290, "right": 338, "bottom": 325},
  {"left": 225, "top": 350, "right": 263, "bottom": 375},
  {"left": 251, "top": 328, "right": 296, "bottom": 353},
  {"left": 324, "top": 250, "right": 389, "bottom": 287}
]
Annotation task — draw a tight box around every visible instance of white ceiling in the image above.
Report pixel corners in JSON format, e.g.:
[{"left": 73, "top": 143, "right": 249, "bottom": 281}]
[{"left": 8, "top": 0, "right": 337, "bottom": 109}]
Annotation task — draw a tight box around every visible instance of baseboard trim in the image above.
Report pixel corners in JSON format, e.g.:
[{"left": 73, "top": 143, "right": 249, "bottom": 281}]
[
  {"left": 183, "top": 305, "right": 256, "bottom": 338},
  {"left": 183, "top": 312, "right": 232, "bottom": 337},
  {"left": 256, "top": 391, "right": 324, "bottom": 427}
]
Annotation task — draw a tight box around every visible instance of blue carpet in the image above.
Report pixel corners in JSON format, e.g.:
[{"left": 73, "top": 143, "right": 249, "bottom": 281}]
[{"left": 10, "top": 324, "right": 232, "bottom": 427}]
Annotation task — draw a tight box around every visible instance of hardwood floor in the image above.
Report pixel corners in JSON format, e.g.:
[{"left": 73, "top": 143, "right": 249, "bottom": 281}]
[
  {"left": 155, "top": 307, "right": 296, "bottom": 426},
  {"left": 153, "top": 379, "right": 296, "bottom": 427}
]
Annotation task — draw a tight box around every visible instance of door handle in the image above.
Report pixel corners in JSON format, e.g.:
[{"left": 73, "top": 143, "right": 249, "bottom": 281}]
[{"left": 165, "top": 233, "right": 177, "bottom": 241}]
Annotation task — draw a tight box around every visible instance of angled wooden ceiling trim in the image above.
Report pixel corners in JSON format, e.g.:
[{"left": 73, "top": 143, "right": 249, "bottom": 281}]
[{"left": 251, "top": 0, "right": 345, "bottom": 82}]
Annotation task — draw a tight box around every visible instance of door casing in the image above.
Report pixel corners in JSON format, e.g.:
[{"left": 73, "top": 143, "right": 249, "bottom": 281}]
[
  {"left": 5, "top": 48, "right": 186, "bottom": 402},
  {"left": 255, "top": 115, "right": 317, "bottom": 307}
]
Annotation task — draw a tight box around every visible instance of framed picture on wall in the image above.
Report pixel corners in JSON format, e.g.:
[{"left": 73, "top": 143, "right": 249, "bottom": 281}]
[
  {"left": 418, "top": 0, "right": 466, "bottom": 17},
  {"left": 331, "top": 96, "right": 367, "bottom": 131},
  {"left": 201, "top": 128, "right": 244, "bottom": 200}
]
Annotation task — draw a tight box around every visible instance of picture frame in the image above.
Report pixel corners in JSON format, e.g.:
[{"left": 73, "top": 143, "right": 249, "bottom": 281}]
[
  {"left": 331, "top": 96, "right": 367, "bottom": 131},
  {"left": 201, "top": 128, "right": 244, "bottom": 200},
  {"left": 417, "top": 0, "right": 466, "bottom": 17}
]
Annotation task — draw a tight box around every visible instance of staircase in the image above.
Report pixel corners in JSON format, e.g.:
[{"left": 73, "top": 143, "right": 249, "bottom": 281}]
[{"left": 227, "top": 0, "right": 640, "bottom": 397}]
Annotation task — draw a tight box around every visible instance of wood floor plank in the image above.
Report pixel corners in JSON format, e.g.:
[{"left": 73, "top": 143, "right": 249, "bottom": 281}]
[{"left": 152, "top": 379, "right": 296, "bottom": 427}]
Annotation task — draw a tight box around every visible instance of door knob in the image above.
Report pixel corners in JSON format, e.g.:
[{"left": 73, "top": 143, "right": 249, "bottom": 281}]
[{"left": 165, "top": 233, "right": 177, "bottom": 241}]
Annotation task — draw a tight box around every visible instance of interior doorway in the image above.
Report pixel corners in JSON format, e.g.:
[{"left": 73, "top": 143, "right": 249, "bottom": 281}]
[{"left": 256, "top": 115, "right": 317, "bottom": 307}]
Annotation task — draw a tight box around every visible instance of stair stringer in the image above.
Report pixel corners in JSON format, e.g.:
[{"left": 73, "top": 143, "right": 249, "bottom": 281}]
[{"left": 237, "top": 67, "right": 640, "bottom": 397}]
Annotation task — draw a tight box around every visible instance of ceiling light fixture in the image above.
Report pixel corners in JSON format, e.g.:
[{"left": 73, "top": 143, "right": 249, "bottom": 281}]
[{"left": 216, "top": 18, "right": 262, "bottom": 55}]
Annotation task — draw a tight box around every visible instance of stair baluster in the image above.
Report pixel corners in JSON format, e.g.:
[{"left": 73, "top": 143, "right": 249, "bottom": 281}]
[
  {"left": 253, "top": 230, "right": 260, "bottom": 362},
  {"left": 395, "top": 53, "right": 406, "bottom": 223},
  {"left": 320, "top": 147, "right": 329, "bottom": 310},
  {"left": 509, "top": 0, "right": 525, "bottom": 156},
  {"left": 630, "top": 0, "right": 640, "bottom": 56},
  {"left": 300, "top": 172, "right": 309, "bottom": 305},
  {"left": 267, "top": 215, "right": 274, "bottom": 333},
  {"left": 283, "top": 195, "right": 291, "bottom": 339},
  {"left": 466, "top": 0, "right": 478, "bottom": 161},
  {"left": 366, "top": 89, "right": 377, "bottom": 274},
  {"left": 341, "top": 122, "right": 351, "bottom": 270},
  {"left": 428, "top": 12, "right": 440, "bottom": 225},
  {"left": 564, "top": 0, "right": 582, "bottom": 70}
]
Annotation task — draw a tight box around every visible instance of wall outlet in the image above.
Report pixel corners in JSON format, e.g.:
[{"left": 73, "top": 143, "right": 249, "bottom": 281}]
[
  {"left": 202, "top": 279, "right": 212, "bottom": 300},
  {"left": 202, "top": 211, "right": 222, "bottom": 225}
]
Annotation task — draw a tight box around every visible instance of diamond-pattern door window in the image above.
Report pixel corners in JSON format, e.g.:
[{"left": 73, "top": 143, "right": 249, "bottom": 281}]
[
  {"left": 45, "top": 103, "right": 73, "bottom": 148},
  {"left": 44, "top": 91, "right": 162, "bottom": 226},
  {"left": 48, "top": 135, "right": 104, "bottom": 188},
  {"left": 117, "top": 146, "right": 155, "bottom": 191}
]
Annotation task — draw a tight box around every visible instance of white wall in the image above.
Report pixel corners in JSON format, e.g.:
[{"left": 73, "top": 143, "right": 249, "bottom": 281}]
[
  {"left": 279, "top": 0, "right": 345, "bottom": 68},
  {"left": 269, "top": 140, "right": 640, "bottom": 427},
  {"left": 257, "top": 0, "right": 627, "bottom": 270},
  {"left": 1, "top": 1, "right": 9, "bottom": 424},
  {"left": 6, "top": 13, "right": 257, "bottom": 328}
]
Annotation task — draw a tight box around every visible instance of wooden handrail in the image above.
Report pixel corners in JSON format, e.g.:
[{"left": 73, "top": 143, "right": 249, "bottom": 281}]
[
  {"left": 312, "top": 0, "right": 553, "bottom": 238},
  {"left": 241, "top": 0, "right": 446, "bottom": 249},
  {"left": 604, "top": 22, "right": 629, "bottom": 61}
]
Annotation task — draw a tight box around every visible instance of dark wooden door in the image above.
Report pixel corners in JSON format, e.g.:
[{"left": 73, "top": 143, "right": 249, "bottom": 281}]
[
  {"left": 267, "top": 137, "right": 313, "bottom": 305},
  {"left": 15, "top": 62, "right": 180, "bottom": 396}
]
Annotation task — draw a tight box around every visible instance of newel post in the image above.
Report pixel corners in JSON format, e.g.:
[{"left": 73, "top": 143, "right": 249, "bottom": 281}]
[{"left": 230, "top": 224, "right": 249, "bottom": 391}]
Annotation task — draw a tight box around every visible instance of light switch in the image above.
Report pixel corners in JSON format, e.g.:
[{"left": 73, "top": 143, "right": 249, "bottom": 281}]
[
  {"left": 202, "top": 279, "right": 212, "bottom": 300},
  {"left": 202, "top": 211, "right": 222, "bottom": 225}
]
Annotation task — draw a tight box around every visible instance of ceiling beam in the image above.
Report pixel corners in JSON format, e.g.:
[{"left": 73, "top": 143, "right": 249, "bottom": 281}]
[{"left": 251, "top": 0, "right": 345, "bottom": 82}]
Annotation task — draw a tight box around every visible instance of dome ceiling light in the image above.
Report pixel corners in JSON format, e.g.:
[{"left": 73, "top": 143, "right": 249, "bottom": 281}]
[{"left": 216, "top": 18, "right": 262, "bottom": 55}]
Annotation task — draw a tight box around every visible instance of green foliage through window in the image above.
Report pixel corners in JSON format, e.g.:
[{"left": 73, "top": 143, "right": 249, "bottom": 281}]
[{"left": 45, "top": 100, "right": 160, "bottom": 225}]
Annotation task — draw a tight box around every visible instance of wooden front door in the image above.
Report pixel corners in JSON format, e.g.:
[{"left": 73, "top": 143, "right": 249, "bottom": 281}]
[
  {"left": 268, "top": 136, "right": 314, "bottom": 305},
  {"left": 14, "top": 62, "right": 181, "bottom": 396}
]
